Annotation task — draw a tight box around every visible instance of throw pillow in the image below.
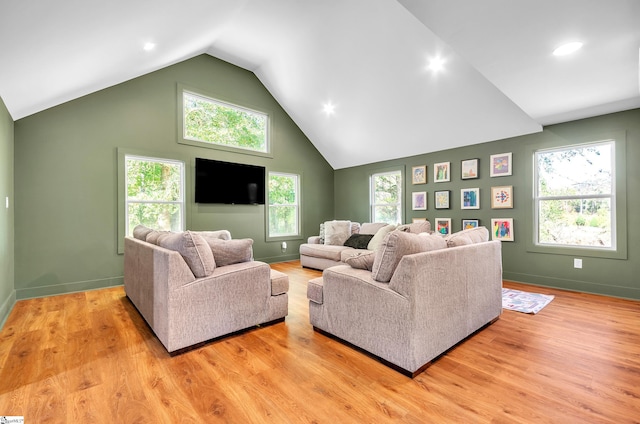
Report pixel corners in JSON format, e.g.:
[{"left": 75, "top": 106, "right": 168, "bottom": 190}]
[
  {"left": 324, "top": 220, "right": 352, "bottom": 245},
  {"left": 445, "top": 226, "right": 489, "bottom": 247},
  {"left": 132, "top": 225, "right": 154, "bottom": 241},
  {"left": 372, "top": 231, "right": 447, "bottom": 283},
  {"left": 343, "top": 233, "right": 374, "bottom": 249},
  {"left": 345, "top": 252, "right": 376, "bottom": 271},
  {"left": 319, "top": 223, "right": 325, "bottom": 244},
  {"left": 367, "top": 224, "right": 397, "bottom": 250},
  {"left": 157, "top": 231, "right": 216, "bottom": 278},
  {"left": 206, "top": 238, "right": 254, "bottom": 267}
]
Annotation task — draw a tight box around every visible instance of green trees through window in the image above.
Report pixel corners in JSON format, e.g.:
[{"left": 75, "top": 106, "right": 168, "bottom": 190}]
[
  {"left": 535, "top": 141, "right": 614, "bottom": 248},
  {"left": 183, "top": 92, "right": 268, "bottom": 153},
  {"left": 125, "top": 155, "right": 185, "bottom": 236},
  {"left": 371, "top": 170, "right": 402, "bottom": 225},
  {"left": 268, "top": 172, "right": 300, "bottom": 237}
]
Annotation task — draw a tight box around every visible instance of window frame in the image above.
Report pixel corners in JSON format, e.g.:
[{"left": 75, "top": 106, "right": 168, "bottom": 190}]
[
  {"left": 266, "top": 171, "right": 302, "bottom": 241},
  {"left": 525, "top": 133, "right": 627, "bottom": 260},
  {"left": 117, "top": 149, "right": 187, "bottom": 254},
  {"left": 177, "top": 84, "right": 273, "bottom": 158},
  {"left": 370, "top": 169, "right": 403, "bottom": 225}
]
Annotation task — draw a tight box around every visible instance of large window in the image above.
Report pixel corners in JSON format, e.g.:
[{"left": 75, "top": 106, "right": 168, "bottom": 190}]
[
  {"left": 534, "top": 141, "right": 614, "bottom": 249},
  {"left": 182, "top": 90, "right": 269, "bottom": 153},
  {"left": 268, "top": 172, "right": 300, "bottom": 237},
  {"left": 371, "top": 170, "right": 402, "bottom": 224},
  {"left": 125, "top": 155, "right": 185, "bottom": 236}
]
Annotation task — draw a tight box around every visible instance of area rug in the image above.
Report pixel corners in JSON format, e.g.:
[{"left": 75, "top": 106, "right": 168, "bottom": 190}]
[{"left": 502, "top": 288, "right": 554, "bottom": 314}]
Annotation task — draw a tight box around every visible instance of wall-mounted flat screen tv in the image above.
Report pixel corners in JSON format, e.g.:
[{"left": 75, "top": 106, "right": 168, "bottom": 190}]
[{"left": 195, "top": 158, "right": 265, "bottom": 205}]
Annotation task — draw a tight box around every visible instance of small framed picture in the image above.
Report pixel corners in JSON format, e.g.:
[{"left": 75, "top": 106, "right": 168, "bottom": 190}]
[
  {"left": 491, "top": 218, "right": 514, "bottom": 241},
  {"left": 490, "top": 152, "right": 513, "bottom": 177},
  {"left": 461, "top": 188, "right": 480, "bottom": 209},
  {"left": 411, "top": 165, "right": 427, "bottom": 185},
  {"left": 433, "top": 162, "right": 451, "bottom": 182},
  {"left": 435, "top": 218, "right": 452, "bottom": 236},
  {"left": 434, "top": 190, "right": 450, "bottom": 209},
  {"left": 461, "top": 158, "right": 479, "bottom": 179},
  {"left": 491, "top": 186, "right": 514, "bottom": 209},
  {"left": 412, "top": 191, "right": 427, "bottom": 210},
  {"left": 462, "top": 219, "right": 479, "bottom": 230},
  {"left": 412, "top": 217, "right": 427, "bottom": 223}
]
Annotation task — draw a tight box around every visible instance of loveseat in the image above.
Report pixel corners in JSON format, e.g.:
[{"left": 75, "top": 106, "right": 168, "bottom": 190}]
[
  {"left": 307, "top": 227, "right": 502, "bottom": 377},
  {"left": 300, "top": 220, "right": 431, "bottom": 270},
  {"left": 124, "top": 226, "right": 289, "bottom": 353}
]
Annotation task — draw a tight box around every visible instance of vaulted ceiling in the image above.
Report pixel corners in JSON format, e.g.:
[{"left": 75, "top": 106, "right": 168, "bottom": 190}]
[{"left": 1, "top": 0, "right": 638, "bottom": 169}]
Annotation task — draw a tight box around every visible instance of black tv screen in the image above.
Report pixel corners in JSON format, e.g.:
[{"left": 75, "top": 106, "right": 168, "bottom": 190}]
[{"left": 195, "top": 158, "right": 265, "bottom": 204}]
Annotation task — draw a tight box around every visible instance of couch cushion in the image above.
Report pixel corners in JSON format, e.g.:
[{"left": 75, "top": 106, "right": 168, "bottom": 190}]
[
  {"left": 270, "top": 269, "right": 289, "bottom": 296},
  {"left": 300, "top": 243, "right": 352, "bottom": 262},
  {"left": 345, "top": 251, "right": 376, "bottom": 271},
  {"left": 367, "top": 224, "right": 397, "bottom": 250},
  {"left": 360, "top": 222, "right": 389, "bottom": 235},
  {"left": 324, "top": 220, "right": 352, "bottom": 245},
  {"left": 343, "top": 233, "right": 374, "bottom": 249},
  {"left": 206, "top": 238, "right": 254, "bottom": 267},
  {"left": 397, "top": 220, "right": 432, "bottom": 234},
  {"left": 445, "top": 226, "right": 489, "bottom": 247},
  {"left": 194, "top": 230, "right": 232, "bottom": 241},
  {"left": 157, "top": 231, "right": 216, "bottom": 278},
  {"left": 307, "top": 277, "right": 324, "bottom": 304},
  {"left": 132, "top": 225, "right": 154, "bottom": 241},
  {"left": 372, "top": 231, "right": 447, "bottom": 283},
  {"left": 145, "top": 230, "right": 172, "bottom": 244}
]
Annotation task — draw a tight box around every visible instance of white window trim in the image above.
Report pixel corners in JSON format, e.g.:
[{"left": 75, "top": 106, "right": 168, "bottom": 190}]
[
  {"left": 267, "top": 171, "right": 301, "bottom": 239},
  {"left": 178, "top": 84, "right": 272, "bottom": 158},
  {"left": 370, "top": 169, "right": 403, "bottom": 225}
]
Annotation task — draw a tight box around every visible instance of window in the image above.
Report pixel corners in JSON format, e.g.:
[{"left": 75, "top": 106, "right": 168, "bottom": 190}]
[
  {"left": 125, "top": 155, "right": 185, "bottom": 236},
  {"left": 268, "top": 172, "right": 300, "bottom": 237},
  {"left": 182, "top": 90, "right": 269, "bottom": 153},
  {"left": 371, "top": 170, "right": 402, "bottom": 224},
  {"left": 534, "top": 141, "right": 614, "bottom": 249}
]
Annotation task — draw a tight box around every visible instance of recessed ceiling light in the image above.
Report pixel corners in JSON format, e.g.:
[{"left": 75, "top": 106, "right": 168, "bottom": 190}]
[
  {"left": 427, "top": 56, "right": 446, "bottom": 73},
  {"left": 323, "top": 102, "right": 335, "bottom": 115},
  {"left": 553, "top": 41, "right": 583, "bottom": 56},
  {"left": 143, "top": 42, "right": 156, "bottom": 51}
]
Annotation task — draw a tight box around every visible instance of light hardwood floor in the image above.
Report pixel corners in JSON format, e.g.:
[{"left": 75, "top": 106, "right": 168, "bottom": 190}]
[{"left": 1, "top": 261, "right": 639, "bottom": 423}]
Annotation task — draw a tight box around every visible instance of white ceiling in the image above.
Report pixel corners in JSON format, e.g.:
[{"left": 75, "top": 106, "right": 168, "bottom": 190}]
[{"left": 1, "top": 0, "right": 638, "bottom": 169}]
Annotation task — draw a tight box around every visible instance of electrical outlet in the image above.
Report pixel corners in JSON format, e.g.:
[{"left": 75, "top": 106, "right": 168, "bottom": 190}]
[
  {"left": 574, "top": 258, "right": 582, "bottom": 269},
  {"left": 281, "top": 241, "right": 287, "bottom": 252},
  {"left": 5, "top": 197, "right": 8, "bottom": 209}
]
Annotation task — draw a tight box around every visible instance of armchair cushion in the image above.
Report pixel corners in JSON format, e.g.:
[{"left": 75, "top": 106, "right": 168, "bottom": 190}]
[
  {"left": 206, "top": 238, "right": 254, "bottom": 267},
  {"left": 157, "top": 231, "right": 216, "bottom": 278},
  {"left": 372, "top": 231, "right": 447, "bottom": 282}
]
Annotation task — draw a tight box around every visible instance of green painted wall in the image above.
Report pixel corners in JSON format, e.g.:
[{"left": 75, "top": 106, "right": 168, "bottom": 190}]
[
  {"left": 0, "top": 95, "right": 15, "bottom": 325},
  {"left": 13, "top": 55, "right": 334, "bottom": 299},
  {"left": 335, "top": 109, "right": 640, "bottom": 299}
]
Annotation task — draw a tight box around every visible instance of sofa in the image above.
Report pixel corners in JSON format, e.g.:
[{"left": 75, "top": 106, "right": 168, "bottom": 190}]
[
  {"left": 307, "top": 227, "right": 502, "bottom": 377},
  {"left": 124, "top": 226, "right": 289, "bottom": 353},
  {"left": 300, "top": 220, "right": 431, "bottom": 270}
]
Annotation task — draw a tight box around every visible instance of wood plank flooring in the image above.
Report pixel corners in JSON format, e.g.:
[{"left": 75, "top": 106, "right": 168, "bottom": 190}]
[{"left": 1, "top": 260, "right": 639, "bottom": 423}]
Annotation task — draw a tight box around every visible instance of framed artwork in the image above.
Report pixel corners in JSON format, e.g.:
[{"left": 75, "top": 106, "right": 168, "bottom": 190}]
[
  {"left": 491, "top": 185, "right": 514, "bottom": 209},
  {"left": 434, "top": 190, "right": 450, "bottom": 209},
  {"left": 412, "top": 191, "right": 427, "bottom": 210},
  {"left": 433, "top": 162, "right": 451, "bottom": 182},
  {"left": 462, "top": 219, "right": 479, "bottom": 230},
  {"left": 411, "top": 165, "right": 427, "bottom": 184},
  {"left": 461, "top": 188, "right": 480, "bottom": 209},
  {"left": 461, "top": 158, "right": 479, "bottom": 179},
  {"left": 412, "top": 217, "right": 427, "bottom": 223},
  {"left": 491, "top": 218, "right": 514, "bottom": 241},
  {"left": 435, "top": 218, "right": 452, "bottom": 236},
  {"left": 490, "top": 152, "right": 513, "bottom": 177}
]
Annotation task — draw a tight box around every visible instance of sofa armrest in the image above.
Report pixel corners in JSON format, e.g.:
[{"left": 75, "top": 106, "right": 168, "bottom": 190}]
[{"left": 307, "top": 236, "right": 322, "bottom": 244}]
